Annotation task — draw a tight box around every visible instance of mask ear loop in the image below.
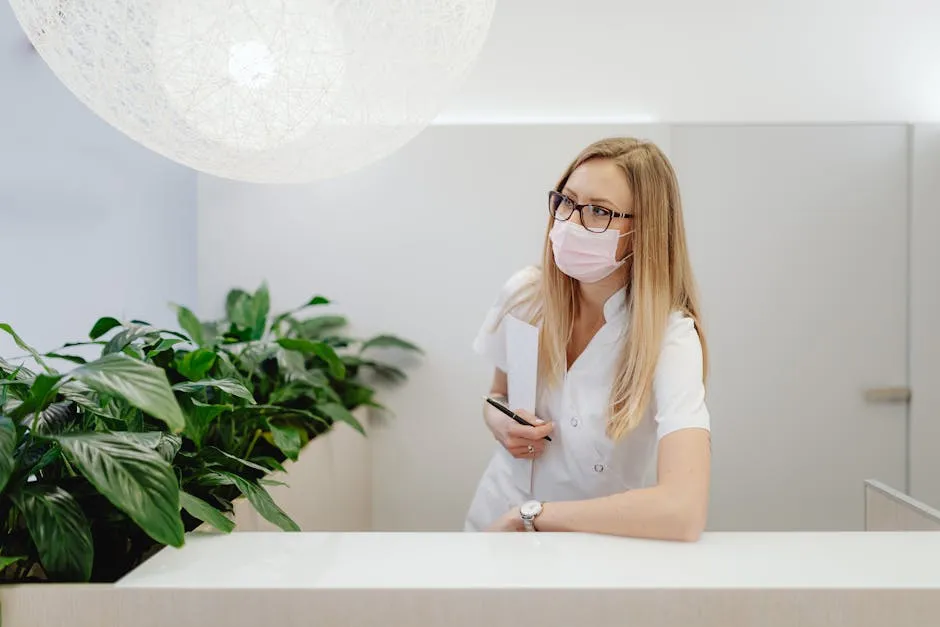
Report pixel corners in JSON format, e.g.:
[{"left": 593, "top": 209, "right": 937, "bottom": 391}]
[{"left": 616, "top": 230, "right": 635, "bottom": 264}]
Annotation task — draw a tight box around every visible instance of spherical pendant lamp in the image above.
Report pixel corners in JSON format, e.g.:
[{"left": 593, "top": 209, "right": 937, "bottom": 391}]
[{"left": 9, "top": 0, "right": 496, "bottom": 182}]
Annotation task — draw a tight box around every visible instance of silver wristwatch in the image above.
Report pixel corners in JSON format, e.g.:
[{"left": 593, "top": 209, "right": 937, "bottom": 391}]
[{"left": 519, "top": 500, "right": 543, "bottom": 532}]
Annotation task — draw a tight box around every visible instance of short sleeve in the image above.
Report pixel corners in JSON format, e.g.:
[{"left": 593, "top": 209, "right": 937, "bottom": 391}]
[
  {"left": 653, "top": 313, "right": 710, "bottom": 440},
  {"left": 472, "top": 266, "right": 540, "bottom": 372}
]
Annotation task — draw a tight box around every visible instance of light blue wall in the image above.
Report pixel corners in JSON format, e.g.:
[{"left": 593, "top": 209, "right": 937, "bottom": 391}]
[{"left": 0, "top": 3, "right": 197, "bottom": 359}]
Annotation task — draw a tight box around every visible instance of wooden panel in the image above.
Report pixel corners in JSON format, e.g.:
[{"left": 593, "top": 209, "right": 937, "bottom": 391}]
[
  {"left": 671, "top": 125, "right": 910, "bottom": 531},
  {"left": 909, "top": 125, "right": 940, "bottom": 511},
  {"left": 865, "top": 480, "right": 940, "bottom": 531},
  {"left": 3, "top": 586, "right": 940, "bottom": 627}
]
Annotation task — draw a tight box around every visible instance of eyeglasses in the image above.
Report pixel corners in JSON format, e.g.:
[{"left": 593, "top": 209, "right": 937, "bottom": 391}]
[{"left": 548, "top": 191, "right": 633, "bottom": 234}]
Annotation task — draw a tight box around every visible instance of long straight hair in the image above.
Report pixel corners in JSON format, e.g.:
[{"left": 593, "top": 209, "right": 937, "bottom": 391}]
[{"left": 501, "top": 137, "right": 707, "bottom": 441}]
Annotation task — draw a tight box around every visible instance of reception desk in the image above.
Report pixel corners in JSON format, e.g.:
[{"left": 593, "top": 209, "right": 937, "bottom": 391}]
[{"left": 3, "top": 531, "right": 940, "bottom": 627}]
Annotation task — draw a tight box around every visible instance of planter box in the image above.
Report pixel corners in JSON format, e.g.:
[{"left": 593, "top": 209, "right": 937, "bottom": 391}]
[{"left": 231, "top": 416, "right": 373, "bottom": 532}]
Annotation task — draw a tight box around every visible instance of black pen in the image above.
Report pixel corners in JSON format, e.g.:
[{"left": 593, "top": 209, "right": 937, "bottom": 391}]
[{"left": 482, "top": 396, "right": 552, "bottom": 441}]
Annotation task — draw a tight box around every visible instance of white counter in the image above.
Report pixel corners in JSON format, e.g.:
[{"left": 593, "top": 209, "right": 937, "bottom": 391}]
[
  {"left": 117, "top": 531, "right": 940, "bottom": 590},
  {"left": 4, "top": 532, "right": 940, "bottom": 627}
]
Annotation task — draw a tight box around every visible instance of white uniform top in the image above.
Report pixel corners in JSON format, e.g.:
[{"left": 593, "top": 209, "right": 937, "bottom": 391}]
[{"left": 464, "top": 267, "right": 710, "bottom": 531}]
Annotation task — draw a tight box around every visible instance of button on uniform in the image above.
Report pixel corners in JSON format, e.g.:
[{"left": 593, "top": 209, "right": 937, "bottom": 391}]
[
  {"left": 570, "top": 417, "right": 580, "bottom": 427},
  {"left": 593, "top": 463, "right": 605, "bottom": 473}
]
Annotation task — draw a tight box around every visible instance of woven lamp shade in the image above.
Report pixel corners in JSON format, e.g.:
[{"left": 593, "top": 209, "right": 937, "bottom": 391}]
[{"left": 10, "top": 0, "right": 495, "bottom": 183}]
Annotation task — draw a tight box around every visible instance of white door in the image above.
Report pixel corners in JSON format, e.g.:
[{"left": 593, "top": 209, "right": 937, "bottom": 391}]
[{"left": 671, "top": 125, "right": 910, "bottom": 531}]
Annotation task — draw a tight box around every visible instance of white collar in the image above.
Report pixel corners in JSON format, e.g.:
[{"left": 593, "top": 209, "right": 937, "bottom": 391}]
[{"left": 602, "top": 285, "right": 630, "bottom": 323}]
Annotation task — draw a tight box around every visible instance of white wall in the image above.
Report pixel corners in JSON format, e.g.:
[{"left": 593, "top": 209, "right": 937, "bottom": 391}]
[
  {"left": 437, "top": 0, "right": 940, "bottom": 124},
  {"left": 0, "top": 2, "right": 197, "bottom": 359},
  {"left": 909, "top": 125, "right": 940, "bottom": 509},
  {"left": 198, "top": 123, "right": 936, "bottom": 532}
]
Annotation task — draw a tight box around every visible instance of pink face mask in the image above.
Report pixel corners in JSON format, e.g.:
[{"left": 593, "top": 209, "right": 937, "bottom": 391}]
[{"left": 549, "top": 220, "right": 632, "bottom": 283}]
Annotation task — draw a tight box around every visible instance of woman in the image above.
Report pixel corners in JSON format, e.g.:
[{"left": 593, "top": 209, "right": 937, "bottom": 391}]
[{"left": 464, "top": 137, "right": 710, "bottom": 541}]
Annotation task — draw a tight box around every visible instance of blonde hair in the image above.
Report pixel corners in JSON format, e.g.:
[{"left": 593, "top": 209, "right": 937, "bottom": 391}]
[{"left": 500, "top": 137, "right": 707, "bottom": 441}]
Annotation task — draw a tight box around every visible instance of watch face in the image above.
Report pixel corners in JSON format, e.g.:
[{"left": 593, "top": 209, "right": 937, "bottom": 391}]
[{"left": 520, "top": 500, "right": 542, "bottom": 518}]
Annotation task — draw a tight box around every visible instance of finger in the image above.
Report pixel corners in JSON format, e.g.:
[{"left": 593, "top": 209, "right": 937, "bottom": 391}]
[
  {"left": 507, "top": 440, "right": 545, "bottom": 453},
  {"left": 514, "top": 409, "right": 543, "bottom": 424},
  {"left": 508, "top": 446, "right": 530, "bottom": 459},
  {"left": 505, "top": 437, "right": 545, "bottom": 450},
  {"left": 507, "top": 420, "right": 554, "bottom": 440},
  {"left": 508, "top": 442, "right": 546, "bottom": 458}
]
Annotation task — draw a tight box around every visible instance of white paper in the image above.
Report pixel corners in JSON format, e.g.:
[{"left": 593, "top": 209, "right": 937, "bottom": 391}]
[{"left": 504, "top": 314, "right": 539, "bottom": 414}]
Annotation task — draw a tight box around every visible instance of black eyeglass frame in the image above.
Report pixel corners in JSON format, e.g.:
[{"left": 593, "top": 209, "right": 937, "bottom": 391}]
[{"left": 547, "top": 190, "right": 634, "bottom": 233}]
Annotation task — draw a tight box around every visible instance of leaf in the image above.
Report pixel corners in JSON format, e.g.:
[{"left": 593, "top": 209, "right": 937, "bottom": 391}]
[
  {"left": 249, "top": 283, "right": 271, "bottom": 339},
  {"left": 225, "top": 285, "right": 270, "bottom": 340},
  {"left": 111, "top": 431, "right": 182, "bottom": 463},
  {"left": 183, "top": 399, "right": 232, "bottom": 449},
  {"left": 10, "top": 374, "right": 63, "bottom": 421},
  {"left": 146, "top": 337, "right": 183, "bottom": 358},
  {"left": 215, "top": 351, "right": 250, "bottom": 385},
  {"left": 207, "top": 447, "right": 271, "bottom": 473},
  {"left": 26, "top": 445, "right": 61, "bottom": 477},
  {"left": 54, "top": 433, "right": 185, "bottom": 547},
  {"left": 11, "top": 484, "right": 94, "bottom": 581},
  {"left": 27, "top": 401, "right": 73, "bottom": 435},
  {"left": 55, "top": 380, "right": 105, "bottom": 415},
  {"left": 252, "top": 456, "right": 287, "bottom": 473},
  {"left": 175, "top": 348, "right": 217, "bottom": 381},
  {"left": 339, "top": 382, "right": 378, "bottom": 409},
  {"left": 297, "top": 315, "right": 348, "bottom": 338},
  {"left": 304, "top": 295, "right": 330, "bottom": 307},
  {"left": 0, "top": 555, "right": 26, "bottom": 570},
  {"left": 0, "top": 356, "right": 27, "bottom": 374},
  {"left": 268, "top": 380, "right": 315, "bottom": 405},
  {"left": 104, "top": 323, "right": 158, "bottom": 356},
  {"left": 69, "top": 354, "right": 185, "bottom": 433},
  {"left": 173, "top": 304, "right": 205, "bottom": 346},
  {"left": 172, "top": 378, "right": 255, "bottom": 403},
  {"left": 252, "top": 405, "right": 329, "bottom": 429},
  {"left": 0, "top": 323, "right": 53, "bottom": 373},
  {"left": 157, "top": 433, "right": 183, "bottom": 461},
  {"left": 365, "top": 361, "right": 409, "bottom": 383},
  {"left": 179, "top": 490, "right": 235, "bottom": 533},
  {"left": 276, "top": 348, "right": 309, "bottom": 377},
  {"left": 194, "top": 471, "right": 236, "bottom": 488},
  {"left": 221, "top": 472, "right": 299, "bottom": 532},
  {"left": 315, "top": 383, "right": 345, "bottom": 406},
  {"left": 121, "top": 343, "right": 142, "bottom": 360},
  {"left": 225, "top": 289, "right": 252, "bottom": 323},
  {"left": 89, "top": 317, "right": 122, "bottom": 340},
  {"left": 44, "top": 352, "right": 88, "bottom": 365},
  {"left": 60, "top": 340, "right": 107, "bottom": 349},
  {"left": 259, "top": 478, "right": 288, "bottom": 488},
  {"left": 344, "top": 356, "right": 408, "bottom": 383},
  {"left": 360, "top": 334, "right": 423, "bottom": 354},
  {"left": 0, "top": 415, "right": 16, "bottom": 494},
  {"left": 277, "top": 338, "right": 346, "bottom": 379},
  {"left": 318, "top": 402, "right": 366, "bottom": 435},
  {"left": 271, "top": 296, "right": 331, "bottom": 328},
  {"left": 268, "top": 421, "right": 302, "bottom": 461}
]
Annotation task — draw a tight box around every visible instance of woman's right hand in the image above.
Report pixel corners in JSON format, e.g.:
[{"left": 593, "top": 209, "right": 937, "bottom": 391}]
[{"left": 483, "top": 403, "right": 554, "bottom": 459}]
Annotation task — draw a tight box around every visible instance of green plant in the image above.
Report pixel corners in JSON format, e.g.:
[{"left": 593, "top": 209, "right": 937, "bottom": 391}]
[{"left": 0, "top": 284, "right": 420, "bottom": 583}]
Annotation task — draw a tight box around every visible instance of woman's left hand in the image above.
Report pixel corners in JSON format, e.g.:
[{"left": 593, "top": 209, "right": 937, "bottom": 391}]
[{"left": 487, "top": 507, "right": 525, "bottom": 532}]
